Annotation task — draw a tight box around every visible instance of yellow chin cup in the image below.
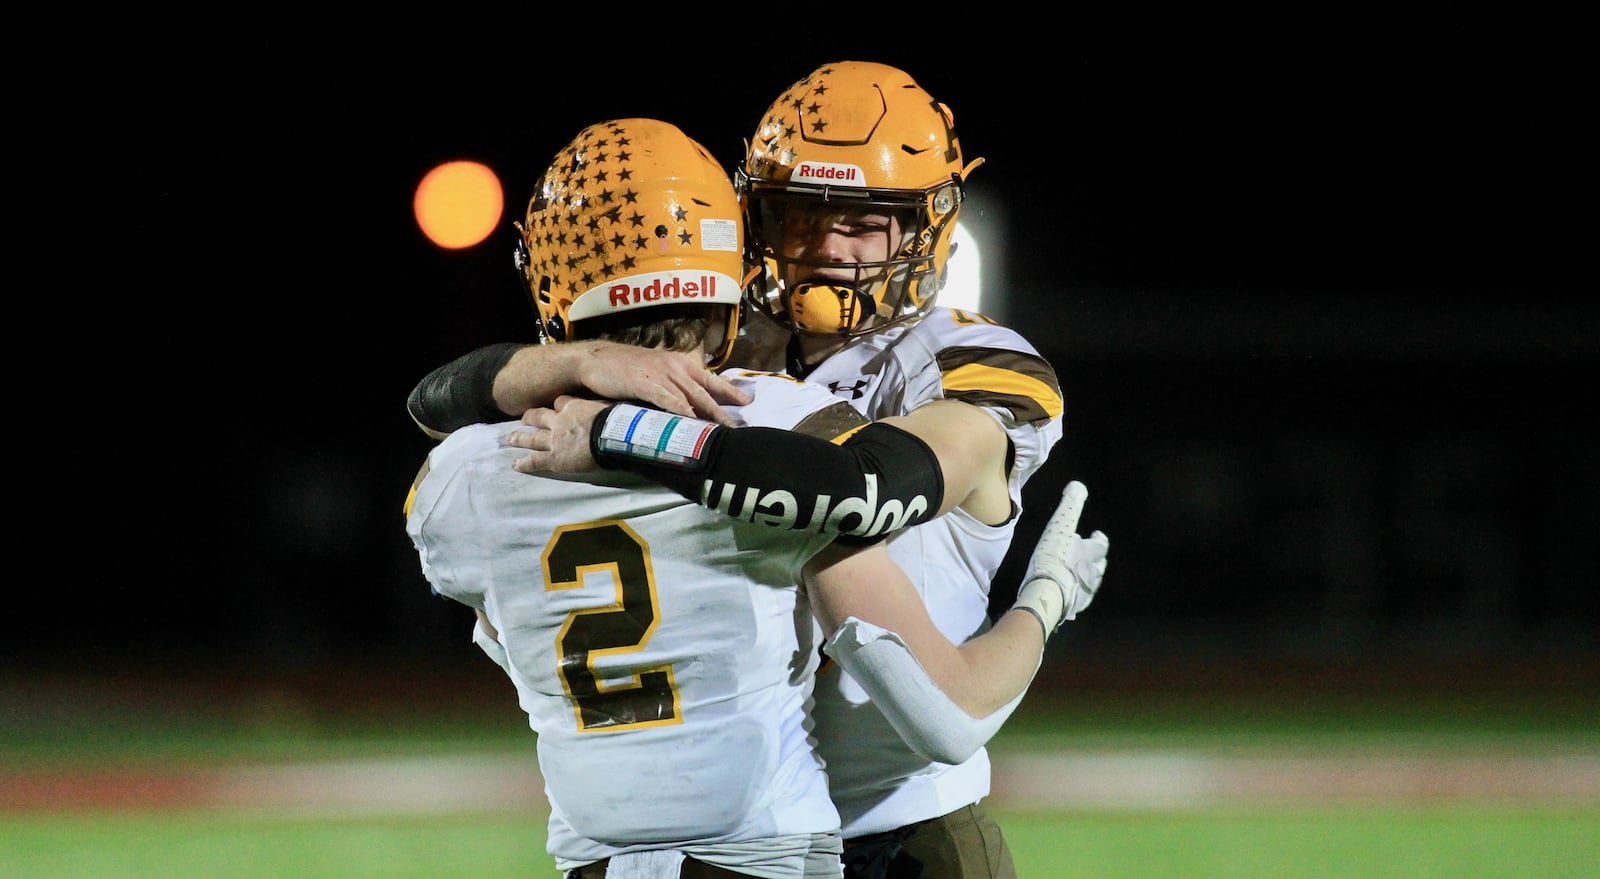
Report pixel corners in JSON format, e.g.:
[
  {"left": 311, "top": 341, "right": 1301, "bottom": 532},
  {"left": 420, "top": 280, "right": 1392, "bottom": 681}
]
[{"left": 787, "top": 283, "right": 873, "bottom": 335}]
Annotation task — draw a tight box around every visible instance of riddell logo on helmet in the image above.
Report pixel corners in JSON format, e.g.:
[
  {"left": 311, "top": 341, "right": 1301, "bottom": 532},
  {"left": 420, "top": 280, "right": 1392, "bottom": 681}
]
[
  {"left": 607, "top": 274, "right": 717, "bottom": 307},
  {"left": 793, "top": 162, "right": 865, "bottom": 186}
]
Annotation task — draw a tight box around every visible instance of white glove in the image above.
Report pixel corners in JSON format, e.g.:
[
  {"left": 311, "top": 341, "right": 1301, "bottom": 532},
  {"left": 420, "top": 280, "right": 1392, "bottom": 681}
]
[{"left": 1012, "top": 480, "right": 1111, "bottom": 638}]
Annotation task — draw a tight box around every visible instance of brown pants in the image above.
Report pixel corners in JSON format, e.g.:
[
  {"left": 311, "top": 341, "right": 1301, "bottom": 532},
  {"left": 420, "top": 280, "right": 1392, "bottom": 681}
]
[{"left": 841, "top": 802, "right": 1016, "bottom": 879}]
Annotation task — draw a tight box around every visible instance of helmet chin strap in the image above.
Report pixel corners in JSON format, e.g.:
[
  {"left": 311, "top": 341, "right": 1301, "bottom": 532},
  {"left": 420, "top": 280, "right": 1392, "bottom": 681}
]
[{"left": 784, "top": 333, "right": 812, "bottom": 379}]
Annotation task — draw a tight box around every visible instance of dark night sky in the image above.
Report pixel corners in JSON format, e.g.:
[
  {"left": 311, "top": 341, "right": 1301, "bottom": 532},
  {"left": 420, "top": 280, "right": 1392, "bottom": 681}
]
[{"left": 17, "top": 18, "right": 1595, "bottom": 676}]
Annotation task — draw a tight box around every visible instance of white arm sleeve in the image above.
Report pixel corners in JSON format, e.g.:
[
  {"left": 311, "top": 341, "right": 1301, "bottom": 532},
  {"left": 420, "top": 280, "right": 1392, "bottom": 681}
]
[
  {"left": 471, "top": 617, "right": 510, "bottom": 672},
  {"left": 823, "top": 617, "right": 1032, "bottom": 765}
]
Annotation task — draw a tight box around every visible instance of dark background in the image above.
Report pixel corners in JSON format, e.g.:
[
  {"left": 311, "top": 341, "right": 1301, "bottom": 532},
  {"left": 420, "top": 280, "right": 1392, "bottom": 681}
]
[{"left": 16, "top": 17, "right": 1595, "bottom": 696}]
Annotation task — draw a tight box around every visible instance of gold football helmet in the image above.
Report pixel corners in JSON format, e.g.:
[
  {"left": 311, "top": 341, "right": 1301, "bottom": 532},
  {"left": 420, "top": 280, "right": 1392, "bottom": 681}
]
[
  {"left": 738, "top": 61, "right": 985, "bottom": 336},
  {"left": 516, "top": 118, "right": 746, "bottom": 368}
]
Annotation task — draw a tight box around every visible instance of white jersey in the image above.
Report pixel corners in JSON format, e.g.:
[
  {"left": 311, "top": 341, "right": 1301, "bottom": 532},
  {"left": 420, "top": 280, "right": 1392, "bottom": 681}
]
[
  {"left": 405, "top": 373, "right": 854, "bottom": 876},
  {"left": 799, "top": 306, "right": 1064, "bottom": 837}
]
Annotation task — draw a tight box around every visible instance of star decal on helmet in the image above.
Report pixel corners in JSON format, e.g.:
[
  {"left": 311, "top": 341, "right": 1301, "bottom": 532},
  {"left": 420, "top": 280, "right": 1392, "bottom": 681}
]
[{"left": 523, "top": 121, "right": 699, "bottom": 290}]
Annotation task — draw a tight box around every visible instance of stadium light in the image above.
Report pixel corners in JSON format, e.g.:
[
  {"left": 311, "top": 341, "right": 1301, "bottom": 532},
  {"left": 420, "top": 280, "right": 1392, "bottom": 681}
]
[{"left": 940, "top": 222, "right": 983, "bottom": 313}]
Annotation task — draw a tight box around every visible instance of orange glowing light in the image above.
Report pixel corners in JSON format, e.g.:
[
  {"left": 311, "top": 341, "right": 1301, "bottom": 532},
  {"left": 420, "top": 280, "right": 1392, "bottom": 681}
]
[{"left": 414, "top": 161, "right": 504, "bottom": 249}]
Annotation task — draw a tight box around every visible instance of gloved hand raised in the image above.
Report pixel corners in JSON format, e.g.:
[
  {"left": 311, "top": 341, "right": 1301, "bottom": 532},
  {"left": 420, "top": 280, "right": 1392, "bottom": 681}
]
[{"left": 1011, "top": 481, "right": 1111, "bottom": 638}]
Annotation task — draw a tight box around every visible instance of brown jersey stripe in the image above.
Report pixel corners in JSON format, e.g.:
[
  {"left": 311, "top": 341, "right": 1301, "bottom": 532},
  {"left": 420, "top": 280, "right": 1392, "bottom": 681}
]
[
  {"left": 935, "top": 347, "right": 1063, "bottom": 424},
  {"left": 942, "top": 363, "right": 1062, "bottom": 423},
  {"left": 793, "top": 400, "right": 873, "bottom": 443},
  {"left": 936, "top": 346, "right": 1060, "bottom": 390}
]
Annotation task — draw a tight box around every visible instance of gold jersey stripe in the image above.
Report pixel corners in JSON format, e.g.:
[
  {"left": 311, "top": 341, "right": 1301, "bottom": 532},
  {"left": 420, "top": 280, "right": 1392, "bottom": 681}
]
[
  {"left": 937, "top": 349, "right": 1063, "bottom": 425},
  {"left": 403, "top": 459, "right": 430, "bottom": 518}
]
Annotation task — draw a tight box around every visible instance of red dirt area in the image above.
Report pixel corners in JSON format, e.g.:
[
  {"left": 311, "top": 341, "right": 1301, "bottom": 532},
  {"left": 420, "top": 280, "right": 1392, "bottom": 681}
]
[
  {"left": 1, "top": 757, "right": 550, "bottom": 816},
  {"left": 7, "top": 752, "right": 1600, "bottom": 815},
  {"left": 4, "top": 656, "right": 1597, "bottom": 815}
]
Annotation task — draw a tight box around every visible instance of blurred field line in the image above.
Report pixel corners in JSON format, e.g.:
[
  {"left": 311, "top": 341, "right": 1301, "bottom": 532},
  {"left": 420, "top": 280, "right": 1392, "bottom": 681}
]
[{"left": 4, "top": 751, "right": 1598, "bottom": 815}]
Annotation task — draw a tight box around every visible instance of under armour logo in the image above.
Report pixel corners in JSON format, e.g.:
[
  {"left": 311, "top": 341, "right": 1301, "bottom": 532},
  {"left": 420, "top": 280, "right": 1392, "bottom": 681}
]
[{"left": 829, "top": 379, "right": 870, "bottom": 400}]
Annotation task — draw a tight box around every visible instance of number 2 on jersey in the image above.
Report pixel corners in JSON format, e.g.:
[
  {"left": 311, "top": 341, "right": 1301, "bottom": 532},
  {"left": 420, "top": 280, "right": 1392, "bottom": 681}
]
[{"left": 545, "top": 520, "right": 680, "bottom": 731}]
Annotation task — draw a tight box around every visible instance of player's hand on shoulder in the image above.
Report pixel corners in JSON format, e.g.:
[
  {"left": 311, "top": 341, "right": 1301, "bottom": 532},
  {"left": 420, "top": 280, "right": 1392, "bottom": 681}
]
[
  {"left": 576, "top": 342, "right": 749, "bottom": 426},
  {"left": 507, "top": 395, "right": 609, "bottom": 474}
]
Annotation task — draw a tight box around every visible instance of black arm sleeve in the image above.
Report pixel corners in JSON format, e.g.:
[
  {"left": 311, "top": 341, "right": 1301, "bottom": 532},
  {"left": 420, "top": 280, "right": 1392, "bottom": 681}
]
[
  {"left": 591, "top": 405, "right": 945, "bottom": 546},
  {"left": 405, "top": 342, "right": 525, "bottom": 435}
]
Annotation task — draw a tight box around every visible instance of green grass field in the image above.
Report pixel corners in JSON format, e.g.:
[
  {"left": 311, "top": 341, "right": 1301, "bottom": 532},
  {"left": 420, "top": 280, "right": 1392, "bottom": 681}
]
[
  {"left": 4, "top": 665, "right": 1596, "bottom": 878},
  {"left": 4, "top": 803, "right": 1597, "bottom": 879}
]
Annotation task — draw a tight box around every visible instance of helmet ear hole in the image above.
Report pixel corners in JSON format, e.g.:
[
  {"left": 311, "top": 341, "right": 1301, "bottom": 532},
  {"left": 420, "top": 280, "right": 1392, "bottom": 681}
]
[{"left": 534, "top": 276, "right": 569, "bottom": 341}]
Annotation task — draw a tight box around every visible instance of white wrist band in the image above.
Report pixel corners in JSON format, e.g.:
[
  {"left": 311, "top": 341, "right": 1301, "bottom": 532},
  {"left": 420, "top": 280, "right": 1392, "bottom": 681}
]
[
  {"left": 1013, "top": 576, "right": 1067, "bottom": 637},
  {"left": 595, "top": 403, "right": 720, "bottom": 467}
]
